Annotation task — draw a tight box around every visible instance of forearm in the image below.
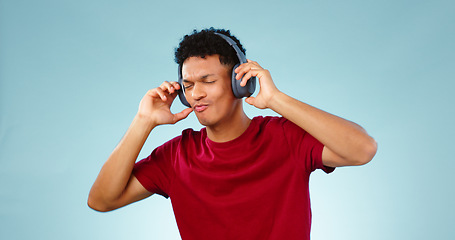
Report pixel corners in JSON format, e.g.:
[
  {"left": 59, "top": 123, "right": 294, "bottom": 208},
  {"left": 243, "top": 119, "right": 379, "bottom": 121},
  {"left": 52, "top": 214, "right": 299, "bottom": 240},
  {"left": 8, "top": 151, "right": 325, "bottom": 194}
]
[
  {"left": 89, "top": 115, "right": 156, "bottom": 205},
  {"left": 268, "top": 91, "right": 376, "bottom": 164},
  {"left": 236, "top": 60, "right": 376, "bottom": 165}
]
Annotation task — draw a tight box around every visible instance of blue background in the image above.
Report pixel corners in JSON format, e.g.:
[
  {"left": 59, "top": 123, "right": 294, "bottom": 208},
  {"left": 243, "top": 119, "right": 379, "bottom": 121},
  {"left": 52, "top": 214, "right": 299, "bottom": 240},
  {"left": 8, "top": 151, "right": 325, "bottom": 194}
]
[{"left": 1, "top": 0, "right": 454, "bottom": 239}]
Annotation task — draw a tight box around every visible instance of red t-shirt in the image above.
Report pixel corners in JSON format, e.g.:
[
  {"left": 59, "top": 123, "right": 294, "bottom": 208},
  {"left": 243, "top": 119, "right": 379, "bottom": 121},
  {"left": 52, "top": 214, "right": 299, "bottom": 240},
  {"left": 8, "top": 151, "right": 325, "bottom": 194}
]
[{"left": 133, "top": 116, "right": 334, "bottom": 240}]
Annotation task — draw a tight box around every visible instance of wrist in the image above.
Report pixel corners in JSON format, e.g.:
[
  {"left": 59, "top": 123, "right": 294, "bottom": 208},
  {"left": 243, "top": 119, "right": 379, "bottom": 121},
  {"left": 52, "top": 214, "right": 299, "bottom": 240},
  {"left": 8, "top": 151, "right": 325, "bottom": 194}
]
[
  {"left": 267, "top": 91, "right": 287, "bottom": 111},
  {"left": 133, "top": 114, "right": 157, "bottom": 132}
]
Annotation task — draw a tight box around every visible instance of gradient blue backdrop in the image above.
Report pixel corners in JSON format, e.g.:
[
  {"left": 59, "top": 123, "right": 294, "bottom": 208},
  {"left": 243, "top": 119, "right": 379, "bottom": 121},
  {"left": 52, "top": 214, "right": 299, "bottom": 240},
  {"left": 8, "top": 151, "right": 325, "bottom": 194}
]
[{"left": 1, "top": 0, "right": 454, "bottom": 239}]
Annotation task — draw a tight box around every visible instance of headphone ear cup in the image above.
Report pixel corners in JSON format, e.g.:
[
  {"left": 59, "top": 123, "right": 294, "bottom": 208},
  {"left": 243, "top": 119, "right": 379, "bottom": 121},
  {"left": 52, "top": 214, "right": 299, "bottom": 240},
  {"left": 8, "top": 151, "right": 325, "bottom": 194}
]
[
  {"left": 178, "top": 84, "right": 191, "bottom": 108},
  {"left": 178, "top": 65, "right": 191, "bottom": 107},
  {"left": 231, "top": 63, "right": 256, "bottom": 98}
]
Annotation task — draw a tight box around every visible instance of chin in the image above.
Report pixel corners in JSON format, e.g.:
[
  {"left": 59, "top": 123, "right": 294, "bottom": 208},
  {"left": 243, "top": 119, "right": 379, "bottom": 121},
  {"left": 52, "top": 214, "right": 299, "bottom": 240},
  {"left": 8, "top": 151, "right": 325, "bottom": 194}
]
[{"left": 195, "top": 115, "right": 213, "bottom": 127}]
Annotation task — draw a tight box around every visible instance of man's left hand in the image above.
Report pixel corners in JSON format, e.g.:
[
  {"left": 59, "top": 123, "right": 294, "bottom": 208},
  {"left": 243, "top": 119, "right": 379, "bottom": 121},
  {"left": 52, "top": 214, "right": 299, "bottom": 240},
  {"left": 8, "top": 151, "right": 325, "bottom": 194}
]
[{"left": 234, "top": 60, "right": 280, "bottom": 109}]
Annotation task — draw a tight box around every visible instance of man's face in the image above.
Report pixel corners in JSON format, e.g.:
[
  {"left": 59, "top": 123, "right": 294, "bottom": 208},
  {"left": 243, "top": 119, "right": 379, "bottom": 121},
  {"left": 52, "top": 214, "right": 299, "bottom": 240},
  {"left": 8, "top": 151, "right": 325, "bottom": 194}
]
[{"left": 181, "top": 55, "right": 241, "bottom": 127}]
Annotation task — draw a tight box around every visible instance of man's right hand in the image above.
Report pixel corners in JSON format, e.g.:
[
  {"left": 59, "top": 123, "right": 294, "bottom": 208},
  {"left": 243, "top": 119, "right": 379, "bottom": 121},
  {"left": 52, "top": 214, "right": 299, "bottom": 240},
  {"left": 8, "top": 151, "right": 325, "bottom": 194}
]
[
  {"left": 88, "top": 81, "right": 193, "bottom": 212},
  {"left": 137, "top": 81, "right": 193, "bottom": 126}
]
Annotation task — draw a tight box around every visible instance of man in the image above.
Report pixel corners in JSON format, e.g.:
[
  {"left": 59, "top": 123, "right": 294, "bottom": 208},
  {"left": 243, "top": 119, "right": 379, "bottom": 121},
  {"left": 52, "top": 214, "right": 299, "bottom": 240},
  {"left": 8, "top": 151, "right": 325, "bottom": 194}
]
[{"left": 88, "top": 28, "right": 377, "bottom": 240}]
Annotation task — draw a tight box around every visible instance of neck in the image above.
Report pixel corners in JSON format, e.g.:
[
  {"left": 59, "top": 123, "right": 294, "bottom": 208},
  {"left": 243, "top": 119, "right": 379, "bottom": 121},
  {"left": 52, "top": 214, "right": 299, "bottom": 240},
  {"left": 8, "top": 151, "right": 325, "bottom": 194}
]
[{"left": 206, "top": 111, "right": 251, "bottom": 143}]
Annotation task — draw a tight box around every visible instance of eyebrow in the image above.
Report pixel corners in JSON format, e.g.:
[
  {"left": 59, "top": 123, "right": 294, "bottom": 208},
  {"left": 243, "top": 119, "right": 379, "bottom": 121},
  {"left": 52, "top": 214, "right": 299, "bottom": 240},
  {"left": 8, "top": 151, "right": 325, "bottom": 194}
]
[{"left": 183, "top": 74, "right": 215, "bottom": 83}]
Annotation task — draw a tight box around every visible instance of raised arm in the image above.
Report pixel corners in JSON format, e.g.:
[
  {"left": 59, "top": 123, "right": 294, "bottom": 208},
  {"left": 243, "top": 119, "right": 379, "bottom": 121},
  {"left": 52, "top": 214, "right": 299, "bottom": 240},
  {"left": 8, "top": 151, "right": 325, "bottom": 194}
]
[
  {"left": 235, "top": 60, "right": 377, "bottom": 167},
  {"left": 87, "top": 82, "right": 192, "bottom": 212}
]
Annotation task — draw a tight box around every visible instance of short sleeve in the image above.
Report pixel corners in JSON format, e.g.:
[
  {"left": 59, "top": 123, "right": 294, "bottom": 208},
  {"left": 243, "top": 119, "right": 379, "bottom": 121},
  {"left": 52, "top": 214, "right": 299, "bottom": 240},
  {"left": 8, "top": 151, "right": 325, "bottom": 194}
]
[
  {"left": 280, "top": 118, "right": 335, "bottom": 174},
  {"left": 133, "top": 137, "right": 179, "bottom": 198}
]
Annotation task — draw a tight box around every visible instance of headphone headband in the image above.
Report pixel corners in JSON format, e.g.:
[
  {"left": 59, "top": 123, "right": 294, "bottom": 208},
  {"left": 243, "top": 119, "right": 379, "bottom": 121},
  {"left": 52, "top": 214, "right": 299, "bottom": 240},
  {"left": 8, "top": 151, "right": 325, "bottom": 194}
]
[{"left": 213, "top": 33, "right": 247, "bottom": 64}]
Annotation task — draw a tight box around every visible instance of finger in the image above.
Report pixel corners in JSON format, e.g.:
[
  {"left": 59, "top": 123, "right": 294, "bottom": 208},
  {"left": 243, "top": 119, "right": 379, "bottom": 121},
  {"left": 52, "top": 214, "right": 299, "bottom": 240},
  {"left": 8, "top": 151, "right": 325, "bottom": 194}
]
[
  {"left": 146, "top": 89, "right": 162, "bottom": 99},
  {"left": 234, "top": 61, "right": 252, "bottom": 74},
  {"left": 240, "top": 69, "right": 262, "bottom": 86},
  {"left": 245, "top": 96, "right": 255, "bottom": 106},
  {"left": 146, "top": 89, "right": 155, "bottom": 97},
  {"left": 246, "top": 59, "right": 260, "bottom": 66},
  {"left": 170, "top": 81, "right": 181, "bottom": 90},
  {"left": 155, "top": 87, "right": 168, "bottom": 101},
  {"left": 236, "top": 61, "right": 263, "bottom": 80},
  {"left": 172, "top": 108, "right": 193, "bottom": 123},
  {"left": 235, "top": 61, "right": 247, "bottom": 73},
  {"left": 234, "top": 64, "right": 243, "bottom": 76},
  {"left": 160, "top": 81, "right": 176, "bottom": 94},
  {"left": 235, "top": 64, "right": 253, "bottom": 80},
  {"left": 246, "top": 60, "right": 262, "bottom": 68},
  {"left": 161, "top": 81, "right": 181, "bottom": 94}
]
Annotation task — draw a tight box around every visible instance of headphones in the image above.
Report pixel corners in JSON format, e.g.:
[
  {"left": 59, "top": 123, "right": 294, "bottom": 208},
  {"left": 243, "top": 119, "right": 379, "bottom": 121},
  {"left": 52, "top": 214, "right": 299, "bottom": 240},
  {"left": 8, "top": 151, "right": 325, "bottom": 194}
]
[{"left": 177, "top": 32, "right": 256, "bottom": 107}]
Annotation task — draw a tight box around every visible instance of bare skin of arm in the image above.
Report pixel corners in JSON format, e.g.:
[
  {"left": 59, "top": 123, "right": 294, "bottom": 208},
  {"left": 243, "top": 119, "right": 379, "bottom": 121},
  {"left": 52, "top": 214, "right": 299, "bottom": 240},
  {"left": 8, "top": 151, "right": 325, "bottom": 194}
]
[
  {"left": 88, "top": 83, "right": 192, "bottom": 212},
  {"left": 235, "top": 60, "right": 377, "bottom": 167}
]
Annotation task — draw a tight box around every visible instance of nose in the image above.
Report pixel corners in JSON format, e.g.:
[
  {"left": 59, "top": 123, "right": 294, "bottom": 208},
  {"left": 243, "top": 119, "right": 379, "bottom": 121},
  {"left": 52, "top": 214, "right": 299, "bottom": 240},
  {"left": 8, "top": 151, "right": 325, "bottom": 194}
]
[{"left": 191, "top": 82, "right": 206, "bottom": 101}]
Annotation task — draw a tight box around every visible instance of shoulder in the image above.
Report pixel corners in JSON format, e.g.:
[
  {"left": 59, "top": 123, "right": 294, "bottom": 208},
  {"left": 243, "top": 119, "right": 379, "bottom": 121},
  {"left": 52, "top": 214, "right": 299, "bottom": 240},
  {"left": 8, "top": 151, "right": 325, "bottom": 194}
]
[
  {"left": 161, "top": 128, "right": 204, "bottom": 142},
  {"left": 154, "top": 128, "right": 203, "bottom": 152},
  {"left": 251, "top": 116, "right": 311, "bottom": 144},
  {"left": 244, "top": 116, "right": 289, "bottom": 141},
  {"left": 172, "top": 128, "right": 206, "bottom": 148},
  {"left": 252, "top": 115, "right": 292, "bottom": 130},
  {"left": 145, "top": 128, "right": 205, "bottom": 163},
  {"left": 181, "top": 128, "right": 204, "bottom": 140},
  {"left": 253, "top": 115, "right": 281, "bottom": 125}
]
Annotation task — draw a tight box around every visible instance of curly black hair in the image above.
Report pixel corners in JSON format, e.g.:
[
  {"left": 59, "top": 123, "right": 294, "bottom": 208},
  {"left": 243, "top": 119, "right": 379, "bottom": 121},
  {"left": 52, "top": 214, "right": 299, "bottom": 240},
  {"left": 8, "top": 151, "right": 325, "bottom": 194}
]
[{"left": 174, "top": 27, "right": 246, "bottom": 68}]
